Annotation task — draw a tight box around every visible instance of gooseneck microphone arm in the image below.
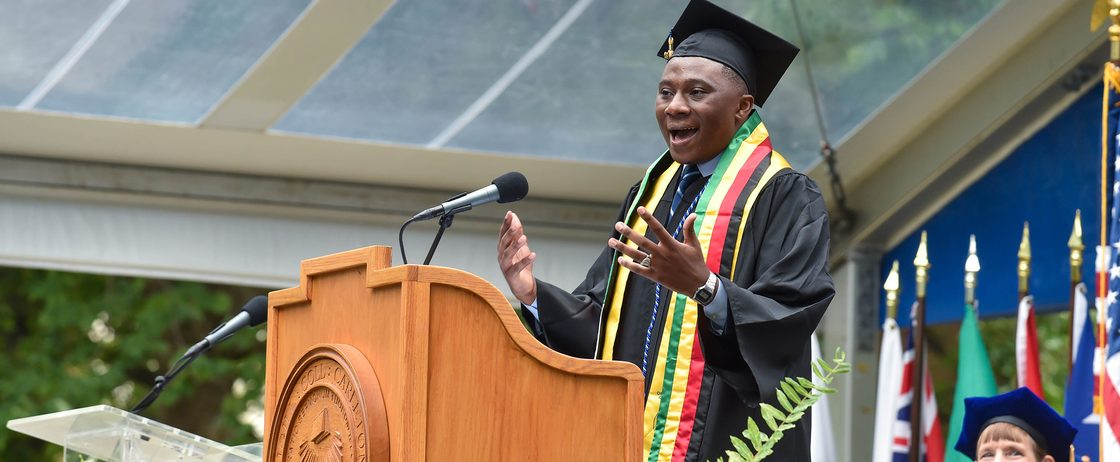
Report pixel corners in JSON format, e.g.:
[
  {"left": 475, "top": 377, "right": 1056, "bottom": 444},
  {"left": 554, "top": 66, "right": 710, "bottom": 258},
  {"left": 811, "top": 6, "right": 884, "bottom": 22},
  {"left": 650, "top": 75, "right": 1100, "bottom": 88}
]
[
  {"left": 130, "top": 351, "right": 199, "bottom": 414},
  {"left": 399, "top": 172, "right": 528, "bottom": 265},
  {"left": 130, "top": 295, "right": 268, "bottom": 414}
]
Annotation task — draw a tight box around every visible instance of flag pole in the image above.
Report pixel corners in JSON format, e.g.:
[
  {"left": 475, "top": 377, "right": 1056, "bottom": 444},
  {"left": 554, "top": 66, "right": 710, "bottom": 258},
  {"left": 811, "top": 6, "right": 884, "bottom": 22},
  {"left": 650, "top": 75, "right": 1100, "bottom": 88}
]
[
  {"left": 910, "top": 232, "right": 930, "bottom": 462},
  {"left": 1018, "top": 222, "right": 1031, "bottom": 303},
  {"left": 1069, "top": 210, "right": 1083, "bottom": 370},
  {"left": 1099, "top": 6, "right": 1120, "bottom": 461}
]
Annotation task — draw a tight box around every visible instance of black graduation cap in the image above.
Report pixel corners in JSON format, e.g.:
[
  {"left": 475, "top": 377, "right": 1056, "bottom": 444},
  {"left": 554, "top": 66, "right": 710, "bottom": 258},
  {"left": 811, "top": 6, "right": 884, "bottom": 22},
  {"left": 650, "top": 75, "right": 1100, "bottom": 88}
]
[
  {"left": 656, "top": 0, "right": 799, "bottom": 107},
  {"left": 953, "top": 387, "right": 1077, "bottom": 462}
]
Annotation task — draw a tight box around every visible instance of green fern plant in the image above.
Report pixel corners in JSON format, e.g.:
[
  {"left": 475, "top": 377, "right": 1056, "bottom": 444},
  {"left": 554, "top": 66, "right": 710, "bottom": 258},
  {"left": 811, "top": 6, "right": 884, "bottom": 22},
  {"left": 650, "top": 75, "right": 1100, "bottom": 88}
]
[{"left": 715, "top": 348, "right": 850, "bottom": 462}]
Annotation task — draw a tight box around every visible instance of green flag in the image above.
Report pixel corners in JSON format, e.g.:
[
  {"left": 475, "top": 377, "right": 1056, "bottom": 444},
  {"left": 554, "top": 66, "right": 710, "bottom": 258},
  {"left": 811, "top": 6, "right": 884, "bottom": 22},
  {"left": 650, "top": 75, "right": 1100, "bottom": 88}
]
[{"left": 944, "top": 303, "right": 998, "bottom": 462}]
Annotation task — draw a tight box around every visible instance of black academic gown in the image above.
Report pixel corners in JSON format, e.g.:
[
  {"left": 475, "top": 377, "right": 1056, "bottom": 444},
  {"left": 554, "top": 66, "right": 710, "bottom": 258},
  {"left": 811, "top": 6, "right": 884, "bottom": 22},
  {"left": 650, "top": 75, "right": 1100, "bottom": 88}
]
[{"left": 523, "top": 168, "right": 834, "bottom": 462}]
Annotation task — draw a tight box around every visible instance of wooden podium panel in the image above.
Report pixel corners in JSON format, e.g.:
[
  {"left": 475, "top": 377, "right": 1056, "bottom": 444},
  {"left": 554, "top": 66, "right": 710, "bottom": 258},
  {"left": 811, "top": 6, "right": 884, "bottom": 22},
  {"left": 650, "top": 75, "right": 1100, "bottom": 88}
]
[{"left": 264, "top": 246, "right": 643, "bottom": 462}]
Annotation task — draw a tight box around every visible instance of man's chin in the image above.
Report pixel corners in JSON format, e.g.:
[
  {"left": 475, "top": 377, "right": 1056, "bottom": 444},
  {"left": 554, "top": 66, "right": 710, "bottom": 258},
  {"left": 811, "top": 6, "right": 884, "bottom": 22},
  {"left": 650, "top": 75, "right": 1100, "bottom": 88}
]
[{"left": 667, "top": 149, "right": 693, "bottom": 164}]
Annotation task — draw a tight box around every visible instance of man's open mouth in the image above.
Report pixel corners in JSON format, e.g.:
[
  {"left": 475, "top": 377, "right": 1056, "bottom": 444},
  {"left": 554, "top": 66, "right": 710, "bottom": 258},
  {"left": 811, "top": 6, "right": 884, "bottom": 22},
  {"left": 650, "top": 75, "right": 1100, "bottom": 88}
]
[{"left": 669, "top": 127, "right": 698, "bottom": 144}]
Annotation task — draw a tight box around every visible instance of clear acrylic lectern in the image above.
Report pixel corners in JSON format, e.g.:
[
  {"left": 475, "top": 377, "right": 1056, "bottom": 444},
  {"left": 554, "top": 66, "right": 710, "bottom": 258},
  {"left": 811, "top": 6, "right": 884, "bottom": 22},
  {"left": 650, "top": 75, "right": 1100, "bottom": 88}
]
[{"left": 6, "top": 405, "right": 260, "bottom": 462}]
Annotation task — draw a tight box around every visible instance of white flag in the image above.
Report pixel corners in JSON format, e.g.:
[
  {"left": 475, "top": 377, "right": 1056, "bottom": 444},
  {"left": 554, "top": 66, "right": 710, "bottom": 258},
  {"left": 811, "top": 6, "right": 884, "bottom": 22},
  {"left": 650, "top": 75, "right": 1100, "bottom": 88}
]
[
  {"left": 812, "top": 331, "right": 837, "bottom": 462},
  {"left": 872, "top": 318, "right": 904, "bottom": 462}
]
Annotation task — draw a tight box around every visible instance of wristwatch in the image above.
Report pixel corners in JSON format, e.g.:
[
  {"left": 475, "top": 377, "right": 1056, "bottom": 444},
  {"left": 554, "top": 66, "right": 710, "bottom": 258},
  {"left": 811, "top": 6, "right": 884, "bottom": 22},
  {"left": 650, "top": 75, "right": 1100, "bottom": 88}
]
[{"left": 692, "top": 272, "right": 720, "bottom": 306}]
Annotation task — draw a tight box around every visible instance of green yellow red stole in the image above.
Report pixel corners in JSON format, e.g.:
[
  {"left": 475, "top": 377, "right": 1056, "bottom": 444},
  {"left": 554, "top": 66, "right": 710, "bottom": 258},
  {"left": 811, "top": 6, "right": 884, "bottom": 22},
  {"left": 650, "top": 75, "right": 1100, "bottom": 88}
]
[{"left": 598, "top": 111, "right": 791, "bottom": 461}]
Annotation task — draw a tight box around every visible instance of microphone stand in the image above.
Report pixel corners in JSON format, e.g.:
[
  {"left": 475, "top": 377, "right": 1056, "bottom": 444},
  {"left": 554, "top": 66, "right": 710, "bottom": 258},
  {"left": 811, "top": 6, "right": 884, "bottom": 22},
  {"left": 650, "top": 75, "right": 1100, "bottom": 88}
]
[
  {"left": 422, "top": 213, "right": 455, "bottom": 265},
  {"left": 129, "top": 350, "right": 201, "bottom": 414},
  {"left": 399, "top": 192, "right": 467, "bottom": 265}
]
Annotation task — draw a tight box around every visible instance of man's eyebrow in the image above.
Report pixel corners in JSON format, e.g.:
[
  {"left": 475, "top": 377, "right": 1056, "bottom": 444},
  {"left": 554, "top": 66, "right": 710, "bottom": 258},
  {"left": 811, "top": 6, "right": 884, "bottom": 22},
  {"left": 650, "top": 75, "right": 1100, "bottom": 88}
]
[{"left": 658, "top": 77, "right": 716, "bottom": 87}]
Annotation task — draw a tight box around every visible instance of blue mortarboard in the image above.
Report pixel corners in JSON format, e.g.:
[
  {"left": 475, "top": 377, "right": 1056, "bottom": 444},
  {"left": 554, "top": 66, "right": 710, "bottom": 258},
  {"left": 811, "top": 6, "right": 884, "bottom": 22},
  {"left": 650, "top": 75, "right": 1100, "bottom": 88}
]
[
  {"left": 954, "top": 387, "right": 1077, "bottom": 462},
  {"left": 656, "top": 0, "right": 799, "bottom": 107}
]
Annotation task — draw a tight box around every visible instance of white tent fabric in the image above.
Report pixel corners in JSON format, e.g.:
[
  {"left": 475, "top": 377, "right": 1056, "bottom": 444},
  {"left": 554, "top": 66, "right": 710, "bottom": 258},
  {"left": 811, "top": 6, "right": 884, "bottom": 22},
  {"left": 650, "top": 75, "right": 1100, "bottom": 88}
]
[{"left": 0, "top": 190, "right": 600, "bottom": 292}]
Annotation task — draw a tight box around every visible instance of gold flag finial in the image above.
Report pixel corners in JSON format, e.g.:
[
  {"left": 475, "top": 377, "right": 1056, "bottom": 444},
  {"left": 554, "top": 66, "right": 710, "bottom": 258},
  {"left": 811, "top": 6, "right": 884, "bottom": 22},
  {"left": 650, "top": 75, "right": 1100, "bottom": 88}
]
[
  {"left": 1094, "top": 0, "right": 1110, "bottom": 31},
  {"left": 1111, "top": 0, "right": 1120, "bottom": 60},
  {"left": 965, "top": 234, "right": 981, "bottom": 306},
  {"left": 1018, "top": 222, "right": 1031, "bottom": 293},
  {"left": 914, "top": 231, "right": 931, "bottom": 298},
  {"left": 1070, "top": 210, "right": 1085, "bottom": 282},
  {"left": 884, "top": 260, "right": 901, "bottom": 321}
]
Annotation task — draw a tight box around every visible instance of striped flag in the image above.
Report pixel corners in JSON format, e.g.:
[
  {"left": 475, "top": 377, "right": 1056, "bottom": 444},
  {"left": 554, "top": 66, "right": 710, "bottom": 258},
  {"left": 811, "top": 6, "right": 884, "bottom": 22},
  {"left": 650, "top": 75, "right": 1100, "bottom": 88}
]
[
  {"left": 1015, "top": 295, "right": 1044, "bottom": 397},
  {"left": 1103, "top": 61, "right": 1120, "bottom": 462},
  {"left": 873, "top": 317, "right": 904, "bottom": 462},
  {"left": 1066, "top": 282, "right": 1099, "bottom": 461},
  {"left": 891, "top": 324, "right": 945, "bottom": 462}
]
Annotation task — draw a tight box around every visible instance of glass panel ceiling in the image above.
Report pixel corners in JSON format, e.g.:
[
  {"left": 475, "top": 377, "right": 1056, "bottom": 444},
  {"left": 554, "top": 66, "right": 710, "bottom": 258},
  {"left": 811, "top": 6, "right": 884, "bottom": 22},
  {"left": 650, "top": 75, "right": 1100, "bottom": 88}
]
[
  {"left": 0, "top": 0, "right": 114, "bottom": 107},
  {"left": 277, "top": 0, "right": 1004, "bottom": 168},
  {"left": 2, "top": 0, "right": 1004, "bottom": 169},
  {"left": 0, "top": 0, "right": 309, "bottom": 123}
]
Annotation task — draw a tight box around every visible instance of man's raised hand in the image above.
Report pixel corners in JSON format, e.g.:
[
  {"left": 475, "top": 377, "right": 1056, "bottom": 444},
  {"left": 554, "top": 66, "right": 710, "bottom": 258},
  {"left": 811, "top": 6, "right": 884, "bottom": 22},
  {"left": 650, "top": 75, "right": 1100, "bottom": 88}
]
[{"left": 497, "top": 211, "right": 537, "bottom": 305}]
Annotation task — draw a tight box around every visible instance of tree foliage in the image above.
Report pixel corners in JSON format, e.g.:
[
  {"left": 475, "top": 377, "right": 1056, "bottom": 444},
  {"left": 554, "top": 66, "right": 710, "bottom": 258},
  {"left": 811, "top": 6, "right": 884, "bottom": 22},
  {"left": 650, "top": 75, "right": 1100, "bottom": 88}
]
[
  {"left": 925, "top": 308, "right": 1072, "bottom": 427},
  {"left": 0, "top": 267, "right": 267, "bottom": 459}
]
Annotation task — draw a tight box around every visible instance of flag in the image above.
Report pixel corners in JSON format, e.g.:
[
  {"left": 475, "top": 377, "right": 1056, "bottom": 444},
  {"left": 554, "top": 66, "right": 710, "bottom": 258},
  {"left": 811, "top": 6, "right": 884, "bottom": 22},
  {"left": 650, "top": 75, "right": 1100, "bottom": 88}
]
[
  {"left": 890, "top": 323, "right": 945, "bottom": 462},
  {"left": 1066, "top": 282, "right": 1099, "bottom": 461},
  {"left": 1015, "top": 295, "right": 1044, "bottom": 397},
  {"left": 944, "top": 303, "right": 997, "bottom": 462},
  {"left": 873, "top": 317, "right": 904, "bottom": 462},
  {"left": 811, "top": 332, "right": 836, "bottom": 462},
  {"left": 1102, "top": 61, "right": 1120, "bottom": 461}
]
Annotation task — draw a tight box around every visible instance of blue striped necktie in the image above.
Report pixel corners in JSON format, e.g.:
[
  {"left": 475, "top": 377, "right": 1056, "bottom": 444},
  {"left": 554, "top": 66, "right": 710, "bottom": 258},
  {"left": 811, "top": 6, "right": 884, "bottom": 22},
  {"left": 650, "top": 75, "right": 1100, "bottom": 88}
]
[{"left": 669, "top": 164, "right": 702, "bottom": 221}]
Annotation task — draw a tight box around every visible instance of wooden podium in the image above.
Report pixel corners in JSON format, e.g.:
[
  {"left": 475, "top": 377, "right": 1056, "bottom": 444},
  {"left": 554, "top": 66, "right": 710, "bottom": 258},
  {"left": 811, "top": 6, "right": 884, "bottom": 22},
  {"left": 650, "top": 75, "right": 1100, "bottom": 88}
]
[{"left": 263, "top": 246, "right": 643, "bottom": 461}]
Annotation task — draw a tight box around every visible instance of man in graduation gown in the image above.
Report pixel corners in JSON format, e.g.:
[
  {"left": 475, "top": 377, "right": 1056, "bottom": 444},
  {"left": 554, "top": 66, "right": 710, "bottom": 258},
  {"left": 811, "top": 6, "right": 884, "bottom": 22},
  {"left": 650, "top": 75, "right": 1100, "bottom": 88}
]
[{"left": 496, "top": 1, "right": 834, "bottom": 460}]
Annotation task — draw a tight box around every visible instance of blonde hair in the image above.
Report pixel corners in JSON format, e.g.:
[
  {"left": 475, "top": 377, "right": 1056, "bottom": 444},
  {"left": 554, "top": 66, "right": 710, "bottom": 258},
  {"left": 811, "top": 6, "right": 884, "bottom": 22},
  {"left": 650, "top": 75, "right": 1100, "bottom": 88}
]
[{"left": 978, "top": 422, "right": 1045, "bottom": 460}]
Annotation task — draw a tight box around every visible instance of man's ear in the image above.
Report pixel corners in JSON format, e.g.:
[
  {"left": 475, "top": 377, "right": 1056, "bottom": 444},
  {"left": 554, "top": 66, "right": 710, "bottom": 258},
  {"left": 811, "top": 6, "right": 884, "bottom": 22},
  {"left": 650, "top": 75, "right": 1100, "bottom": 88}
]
[
  {"left": 1041, "top": 455, "right": 1055, "bottom": 462},
  {"left": 736, "top": 94, "right": 754, "bottom": 124}
]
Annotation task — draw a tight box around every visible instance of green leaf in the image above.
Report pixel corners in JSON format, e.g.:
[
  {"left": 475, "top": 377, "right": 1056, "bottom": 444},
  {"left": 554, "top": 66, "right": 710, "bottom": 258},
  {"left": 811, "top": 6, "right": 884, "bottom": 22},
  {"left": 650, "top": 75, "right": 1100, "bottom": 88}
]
[
  {"left": 775, "top": 388, "right": 794, "bottom": 412},
  {"left": 797, "top": 377, "right": 817, "bottom": 392},
  {"left": 785, "top": 378, "right": 809, "bottom": 398},
  {"left": 730, "top": 435, "right": 753, "bottom": 457},
  {"left": 760, "top": 402, "right": 787, "bottom": 421},
  {"left": 747, "top": 418, "right": 763, "bottom": 450},
  {"left": 811, "top": 362, "right": 824, "bottom": 380},
  {"left": 780, "top": 382, "right": 802, "bottom": 406},
  {"left": 816, "top": 358, "right": 834, "bottom": 374},
  {"left": 816, "top": 385, "right": 838, "bottom": 394}
]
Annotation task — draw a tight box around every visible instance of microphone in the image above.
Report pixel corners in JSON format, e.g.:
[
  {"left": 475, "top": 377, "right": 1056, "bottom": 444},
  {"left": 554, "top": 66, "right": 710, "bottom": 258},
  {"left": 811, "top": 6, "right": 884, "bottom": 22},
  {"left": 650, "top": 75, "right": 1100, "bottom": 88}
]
[
  {"left": 131, "top": 295, "right": 269, "bottom": 414},
  {"left": 185, "top": 295, "right": 268, "bottom": 358},
  {"left": 412, "top": 172, "right": 528, "bottom": 221}
]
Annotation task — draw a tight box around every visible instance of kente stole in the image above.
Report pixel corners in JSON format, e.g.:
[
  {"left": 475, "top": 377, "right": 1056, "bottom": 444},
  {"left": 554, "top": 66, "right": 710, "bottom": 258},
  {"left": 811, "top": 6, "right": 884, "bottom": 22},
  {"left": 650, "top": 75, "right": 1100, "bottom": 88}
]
[{"left": 599, "top": 112, "right": 791, "bottom": 461}]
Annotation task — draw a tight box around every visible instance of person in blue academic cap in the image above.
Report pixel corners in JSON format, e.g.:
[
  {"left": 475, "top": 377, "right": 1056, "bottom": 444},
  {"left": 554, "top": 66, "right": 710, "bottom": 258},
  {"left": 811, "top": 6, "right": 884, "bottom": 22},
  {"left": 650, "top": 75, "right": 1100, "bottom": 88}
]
[{"left": 954, "top": 387, "right": 1078, "bottom": 462}]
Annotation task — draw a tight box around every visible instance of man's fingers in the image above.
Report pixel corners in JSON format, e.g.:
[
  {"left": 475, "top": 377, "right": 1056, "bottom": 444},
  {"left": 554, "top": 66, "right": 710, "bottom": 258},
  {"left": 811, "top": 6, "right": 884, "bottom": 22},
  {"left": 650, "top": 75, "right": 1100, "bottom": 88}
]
[
  {"left": 682, "top": 214, "right": 702, "bottom": 248},
  {"left": 498, "top": 217, "right": 524, "bottom": 253},
  {"left": 616, "top": 255, "right": 652, "bottom": 277},
  {"left": 498, "top": 211, "right": 514, "bottom": 238},
  {"left": 506, "top": 251, "right": 536, "bottom": 276},
  {"left": 500, "top": 235, "right": 530, "bottom": 267},
  {"left": 637, "top": 206, "right": 675, "bottom": 244},
  {"left": 608, "top": 238, "right": 647, "bottom": 261},
  {"left": 614, "top": 221, "right": 655, "bottom": 250}
]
